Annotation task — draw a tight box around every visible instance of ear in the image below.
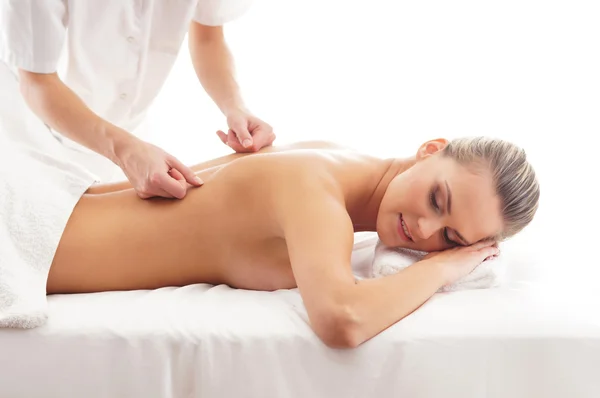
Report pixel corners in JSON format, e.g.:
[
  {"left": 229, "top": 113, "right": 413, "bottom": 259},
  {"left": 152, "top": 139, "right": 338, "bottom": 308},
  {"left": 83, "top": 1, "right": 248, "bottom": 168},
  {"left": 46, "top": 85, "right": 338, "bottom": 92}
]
[{"left": 416, "top": 138, "right": 449, "bottom": 160}]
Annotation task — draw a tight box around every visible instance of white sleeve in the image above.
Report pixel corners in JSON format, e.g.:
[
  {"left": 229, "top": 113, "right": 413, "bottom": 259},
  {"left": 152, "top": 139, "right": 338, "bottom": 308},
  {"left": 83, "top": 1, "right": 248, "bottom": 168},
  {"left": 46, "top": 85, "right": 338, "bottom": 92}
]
[
  {"left": 0, "top": 0, "right": 68, "bottom": 73},
  {"left": 193, "top": 0, "right": 254, "bottom": 26}
]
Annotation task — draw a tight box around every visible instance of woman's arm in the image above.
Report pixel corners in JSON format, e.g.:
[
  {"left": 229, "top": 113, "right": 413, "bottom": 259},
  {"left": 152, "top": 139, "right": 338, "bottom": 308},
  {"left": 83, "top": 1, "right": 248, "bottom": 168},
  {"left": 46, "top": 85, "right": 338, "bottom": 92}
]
[{"left": 276, "top": 172, "right": 447, "bottom": 348}]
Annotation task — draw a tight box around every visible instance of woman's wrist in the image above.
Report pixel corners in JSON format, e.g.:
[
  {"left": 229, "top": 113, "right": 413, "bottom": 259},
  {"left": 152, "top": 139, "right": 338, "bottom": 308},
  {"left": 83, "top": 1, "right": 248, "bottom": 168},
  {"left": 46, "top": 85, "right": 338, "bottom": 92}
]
[{"left": 418, "top": 258, "right": 450, "bottom": 286}]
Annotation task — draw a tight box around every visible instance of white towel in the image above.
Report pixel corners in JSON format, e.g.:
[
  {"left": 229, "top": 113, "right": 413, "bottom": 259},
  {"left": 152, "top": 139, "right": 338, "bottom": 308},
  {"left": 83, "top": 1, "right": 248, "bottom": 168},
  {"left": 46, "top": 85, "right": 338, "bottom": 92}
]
[
  {"left": 371, "top": 240, "right": 506, "bottom": 292},
  {"left": 0, "top": 62, "right": 97, "bottom": 328}
]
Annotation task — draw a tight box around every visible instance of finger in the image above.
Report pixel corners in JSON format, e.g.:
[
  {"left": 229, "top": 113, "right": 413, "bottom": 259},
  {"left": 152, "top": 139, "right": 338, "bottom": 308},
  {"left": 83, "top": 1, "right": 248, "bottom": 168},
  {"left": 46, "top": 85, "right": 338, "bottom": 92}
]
[
  {"left": 167, "top": 168, "right": 189, "bottom": 192},
  {"left": 267, "top": 131, "right": 276, "bottom": 146},
  {"left": 484, "top": 251, "right": 500, "bottom": 262},
  {"left": 168, "top": 157, "right": 203, "bottom": 187},
  {"left": 470, "top": 239, "right": 497, "bottom": 251},
  {"left": 159, "top": 187, "right": 177, "bottom": 199},
  {"left": 253, "top": 126, "right": 276, "bottom": 149},
  {"left": 226, "top": 129, "right": 251, "bottom": 153},
  {"left": 137, "top": 191, "right": 152, "bottom": 200},
  {"left": 247, "top": 127, "right": 270, "bottom": 151},
  {"left": 152, "top": 172, "right": 187, "bottom": 199},
  {"left": 216, "top": 130, "right": 229, "bottom": 145},
  {"left": 230, "top": 120, "right": 253, "bottom": 148},
  {"left": 168, "top": 167, "right": 184, "bottom": 181},
  {"left": 137, "top": 187, "right": 175, "bottom": 200},
  {"left": 136, "top": 181, "right": 173, "bottom": 200},
  {"left": 480, "top": 246, "right": 500, "bottom": 261}
]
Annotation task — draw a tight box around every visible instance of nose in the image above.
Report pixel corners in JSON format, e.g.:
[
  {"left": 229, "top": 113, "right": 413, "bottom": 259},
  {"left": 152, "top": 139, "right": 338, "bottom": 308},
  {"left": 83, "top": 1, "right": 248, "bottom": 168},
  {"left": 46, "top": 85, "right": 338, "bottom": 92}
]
[{"left": 416, "top": 217, "right": 443, "bottom": 240}]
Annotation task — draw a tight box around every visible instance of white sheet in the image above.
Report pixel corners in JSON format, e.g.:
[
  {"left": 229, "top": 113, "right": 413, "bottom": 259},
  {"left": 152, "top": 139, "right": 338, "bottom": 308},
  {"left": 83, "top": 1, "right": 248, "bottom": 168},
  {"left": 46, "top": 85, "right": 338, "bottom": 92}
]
[
  {"left": 0, "top": 233, "right": 599, "bottom": 398},
  {"left": 0, "top": 62, "right": 97, "bottom": 328}
]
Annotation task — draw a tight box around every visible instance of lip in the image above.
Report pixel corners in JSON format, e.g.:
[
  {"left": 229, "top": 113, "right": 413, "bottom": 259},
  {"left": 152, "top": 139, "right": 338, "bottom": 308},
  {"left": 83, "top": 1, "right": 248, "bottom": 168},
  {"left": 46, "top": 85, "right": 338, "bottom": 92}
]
[{"left": 397, "top": 214, "right": 414, "bottom": 242}]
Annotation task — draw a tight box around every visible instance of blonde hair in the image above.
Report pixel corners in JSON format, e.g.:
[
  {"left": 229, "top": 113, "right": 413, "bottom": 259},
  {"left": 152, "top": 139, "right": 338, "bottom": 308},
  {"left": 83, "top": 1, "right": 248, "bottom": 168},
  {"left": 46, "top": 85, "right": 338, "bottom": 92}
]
[{"left": 442, "top": 137, "right": 540, "bottom": 240}]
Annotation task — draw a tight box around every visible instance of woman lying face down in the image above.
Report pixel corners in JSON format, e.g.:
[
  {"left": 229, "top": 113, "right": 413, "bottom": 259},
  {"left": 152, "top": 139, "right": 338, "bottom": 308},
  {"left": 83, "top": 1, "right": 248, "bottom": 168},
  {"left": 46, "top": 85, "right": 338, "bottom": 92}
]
[{"left": 47, "top": 137, "right": 539, "bottom": 348}]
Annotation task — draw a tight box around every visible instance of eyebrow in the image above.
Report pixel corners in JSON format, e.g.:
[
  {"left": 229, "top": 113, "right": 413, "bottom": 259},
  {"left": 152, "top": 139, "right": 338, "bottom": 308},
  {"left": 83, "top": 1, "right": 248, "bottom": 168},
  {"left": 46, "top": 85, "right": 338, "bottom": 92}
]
[{"left": 444, "top": 180, "right": 469, "bottom": 246}]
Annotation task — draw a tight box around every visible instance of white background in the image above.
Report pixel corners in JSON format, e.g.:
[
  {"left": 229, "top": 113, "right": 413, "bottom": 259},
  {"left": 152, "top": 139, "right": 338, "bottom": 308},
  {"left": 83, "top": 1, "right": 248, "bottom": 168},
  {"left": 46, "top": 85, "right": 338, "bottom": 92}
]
[{"left": 144, "top": 0, "right": 599, "bottom": 286}]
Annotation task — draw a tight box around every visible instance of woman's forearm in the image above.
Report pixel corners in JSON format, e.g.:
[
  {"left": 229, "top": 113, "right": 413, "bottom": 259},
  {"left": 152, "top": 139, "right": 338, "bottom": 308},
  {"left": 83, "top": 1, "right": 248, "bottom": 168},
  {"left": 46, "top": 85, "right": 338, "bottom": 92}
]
[
  {"left": 18, "top": 70, "right": 133, "bottom": 164},
  {"left": 342, "top": 260, "right": 446, "bottom": 347}
]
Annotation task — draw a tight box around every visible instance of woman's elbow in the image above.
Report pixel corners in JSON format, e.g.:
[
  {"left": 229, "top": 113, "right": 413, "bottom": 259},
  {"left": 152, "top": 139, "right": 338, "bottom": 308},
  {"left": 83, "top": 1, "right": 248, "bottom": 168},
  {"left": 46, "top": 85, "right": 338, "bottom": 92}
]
[{"left": 312, "top": 305, "right": 364, "bottom": 349}]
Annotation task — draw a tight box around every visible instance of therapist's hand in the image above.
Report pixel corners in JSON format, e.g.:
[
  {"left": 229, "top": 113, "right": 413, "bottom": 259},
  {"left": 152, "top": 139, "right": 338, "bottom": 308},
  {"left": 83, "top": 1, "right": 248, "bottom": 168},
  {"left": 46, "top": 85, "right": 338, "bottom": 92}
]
[
  {"left": 216, "top": 109, "right": 276, "bottom": 153},
  {"left": 115, "top": 138, "right": 203, "bottom": 199}
]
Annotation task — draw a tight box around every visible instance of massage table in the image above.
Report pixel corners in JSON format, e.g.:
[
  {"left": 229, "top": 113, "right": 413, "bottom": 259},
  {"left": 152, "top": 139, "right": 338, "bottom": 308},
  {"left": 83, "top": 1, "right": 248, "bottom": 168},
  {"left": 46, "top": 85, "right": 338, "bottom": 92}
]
[
  {"left": 1, "top": 60, "right": 598, "bottom": 398},
  {"left": 0, "top": 232, "right": 599, "bottom": 398}
]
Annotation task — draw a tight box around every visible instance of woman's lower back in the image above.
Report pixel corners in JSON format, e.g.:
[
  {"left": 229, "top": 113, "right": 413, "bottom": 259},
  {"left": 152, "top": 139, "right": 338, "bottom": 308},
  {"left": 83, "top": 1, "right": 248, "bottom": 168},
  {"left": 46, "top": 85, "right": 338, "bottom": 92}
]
[
  {"left": 46, "top": 154, "right": 298, "bottom": 294},
  {"left": 47, "top": 184, "right": 227, "bottom": 293}
]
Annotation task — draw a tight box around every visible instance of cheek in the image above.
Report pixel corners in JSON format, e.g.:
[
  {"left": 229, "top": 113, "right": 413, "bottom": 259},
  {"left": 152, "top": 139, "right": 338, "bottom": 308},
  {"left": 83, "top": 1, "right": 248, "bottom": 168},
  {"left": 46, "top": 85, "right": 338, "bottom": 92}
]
[{"left": 386, "top": 175, "right": 429, "bottom": 211}]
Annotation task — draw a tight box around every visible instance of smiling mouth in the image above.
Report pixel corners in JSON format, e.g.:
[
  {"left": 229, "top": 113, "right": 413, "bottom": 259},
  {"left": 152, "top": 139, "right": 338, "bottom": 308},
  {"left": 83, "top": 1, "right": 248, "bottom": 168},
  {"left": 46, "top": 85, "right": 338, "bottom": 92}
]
[{"left": 399, "top": 214, "right": 414, "bottom": 242}]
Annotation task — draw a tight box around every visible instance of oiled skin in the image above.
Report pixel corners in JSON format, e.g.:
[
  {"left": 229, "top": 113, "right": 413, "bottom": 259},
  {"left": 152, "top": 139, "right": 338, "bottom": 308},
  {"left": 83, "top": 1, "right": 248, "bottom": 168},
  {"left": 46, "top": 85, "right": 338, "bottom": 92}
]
[{"left": 47, "top": 141, "right": 387, "bottom": 294}]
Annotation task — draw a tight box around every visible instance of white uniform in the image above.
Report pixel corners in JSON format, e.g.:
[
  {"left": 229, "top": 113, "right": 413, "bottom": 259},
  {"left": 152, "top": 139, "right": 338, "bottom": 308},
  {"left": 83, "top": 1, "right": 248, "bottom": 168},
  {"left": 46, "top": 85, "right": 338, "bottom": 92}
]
[{"left": 0, "top": 0, "right": 252, "bottom": 181}]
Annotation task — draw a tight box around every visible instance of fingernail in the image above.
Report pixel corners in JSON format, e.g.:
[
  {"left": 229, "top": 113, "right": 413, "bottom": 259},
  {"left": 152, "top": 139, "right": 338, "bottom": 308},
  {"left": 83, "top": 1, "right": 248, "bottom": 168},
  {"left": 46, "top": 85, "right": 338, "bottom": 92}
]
[
  {"left": 243, "top": 139, "right": 252, "bottom": 148},
  {"left": 195, "top": 177, "right": 203, "bottom": 184}
]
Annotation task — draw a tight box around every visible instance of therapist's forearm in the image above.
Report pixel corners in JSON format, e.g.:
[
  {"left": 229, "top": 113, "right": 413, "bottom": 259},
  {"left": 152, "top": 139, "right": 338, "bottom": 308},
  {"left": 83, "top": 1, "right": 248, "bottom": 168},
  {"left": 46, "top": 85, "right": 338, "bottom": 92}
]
[
  {"left": 18, "top": 70, "right": 134, "bottom": 164},
  {"left": 188, "top": 23, "right": 246, "bottom": 116}
]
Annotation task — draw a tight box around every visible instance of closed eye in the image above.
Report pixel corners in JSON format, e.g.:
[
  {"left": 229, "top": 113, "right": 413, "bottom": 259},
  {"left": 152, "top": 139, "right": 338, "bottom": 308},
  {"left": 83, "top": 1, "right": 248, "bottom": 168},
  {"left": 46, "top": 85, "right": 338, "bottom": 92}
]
[
  {"left": 442, "top": 228, "right": 458, "bottom": 247},
  {"left": 429, "top": 190, "right": 440, "bottom": 213},
  {"left": 432, "top": 186, "right": 459, "bottom": 247}
]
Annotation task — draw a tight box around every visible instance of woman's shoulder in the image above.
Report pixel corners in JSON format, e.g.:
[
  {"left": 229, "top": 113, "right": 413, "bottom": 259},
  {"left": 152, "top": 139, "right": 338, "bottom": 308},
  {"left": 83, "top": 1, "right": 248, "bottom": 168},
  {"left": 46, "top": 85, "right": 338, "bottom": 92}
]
[{"left": 213, "top": 140, "right": 380, "bottom": 197}]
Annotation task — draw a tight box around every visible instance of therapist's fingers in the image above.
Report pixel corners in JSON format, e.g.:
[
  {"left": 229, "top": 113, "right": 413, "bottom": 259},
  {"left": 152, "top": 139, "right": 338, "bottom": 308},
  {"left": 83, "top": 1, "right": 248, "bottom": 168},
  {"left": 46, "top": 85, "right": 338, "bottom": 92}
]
[
  {"left": 137, "top": 187, "right": 175, "bottom": 200},
  {"left": 154, "top": 172, "right": 187, "bottom": 199},
  {"left": 250, "top": 125, "right": 276, "bottom": 150},
  {"left": 219, "top": 129, "right": 249, "bottom": 153},
  {"left": 167, "top": 167, "right": 186, "bottom": 185},
  {"left": 137, "top": 183, "right": 175, "bottom": 200},
  {"left": 167, "top": 156, "right": 203, "bottom": 187},
  {"left": 167, "top": 168, "right": 188, "bottom": 195},
  {"left": 217, "top": 129, "right": 243, "bottom": 152},
  {"left": 216, "top": 130, "right": 229, "bottom": 145},
  {"left": 137, "top": 171, "right": 182, "bottom": 199},
  {"left": 229, "top": 119, "right": 253, "bottom": 149}
]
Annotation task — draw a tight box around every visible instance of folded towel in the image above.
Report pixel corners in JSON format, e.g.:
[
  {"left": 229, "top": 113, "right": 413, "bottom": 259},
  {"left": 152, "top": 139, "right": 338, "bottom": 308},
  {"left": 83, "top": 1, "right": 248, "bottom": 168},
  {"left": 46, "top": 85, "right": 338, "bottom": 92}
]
[
  {"left": 0, "top": 62, "right": 97, "bottom": 328},
  {"left": 371, "top": 240, "right": 506, "bottom": 292}
]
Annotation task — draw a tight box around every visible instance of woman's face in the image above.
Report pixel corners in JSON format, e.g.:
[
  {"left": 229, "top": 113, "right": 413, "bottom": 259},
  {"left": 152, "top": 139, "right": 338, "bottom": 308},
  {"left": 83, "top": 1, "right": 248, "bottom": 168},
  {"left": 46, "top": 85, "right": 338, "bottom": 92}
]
[{"left": 377, "top": 139, "right": 504, "bottom": 252}]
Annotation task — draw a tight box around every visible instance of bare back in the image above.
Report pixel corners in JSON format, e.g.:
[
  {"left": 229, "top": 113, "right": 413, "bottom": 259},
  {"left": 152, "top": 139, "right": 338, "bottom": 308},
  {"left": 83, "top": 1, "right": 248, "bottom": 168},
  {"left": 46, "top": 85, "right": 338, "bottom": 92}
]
[{"left": 47, "top": 145, "right": 380, "bottom": 294}]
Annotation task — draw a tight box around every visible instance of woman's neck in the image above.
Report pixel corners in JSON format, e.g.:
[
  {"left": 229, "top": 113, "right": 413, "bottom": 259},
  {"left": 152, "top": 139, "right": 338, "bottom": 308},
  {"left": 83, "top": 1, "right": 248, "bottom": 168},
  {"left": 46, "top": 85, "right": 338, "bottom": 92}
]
[{"left": 348, "top": 156, "right": 415, "bottom": 232}]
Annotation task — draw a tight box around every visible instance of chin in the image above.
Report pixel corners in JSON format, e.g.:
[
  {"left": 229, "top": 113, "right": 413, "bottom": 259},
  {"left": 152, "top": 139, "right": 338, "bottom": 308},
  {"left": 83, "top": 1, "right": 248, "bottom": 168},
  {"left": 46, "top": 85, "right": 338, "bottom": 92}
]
[{"left": 375, "top": 226, "right": 402, "bottom": 248}]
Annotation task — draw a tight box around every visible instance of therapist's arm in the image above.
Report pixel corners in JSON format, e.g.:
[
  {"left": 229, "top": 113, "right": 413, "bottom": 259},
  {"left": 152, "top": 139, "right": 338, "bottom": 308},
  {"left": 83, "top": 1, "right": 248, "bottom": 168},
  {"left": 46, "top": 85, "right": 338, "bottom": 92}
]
[
  {"left": 18, "top": 71, "right": 131, "bottom": 163},
  {"left": 17, "top": 70, "right": 201, "bottom": 198},
  {"left": 188, "top": 22, "right": 275, "bottom": 152}
]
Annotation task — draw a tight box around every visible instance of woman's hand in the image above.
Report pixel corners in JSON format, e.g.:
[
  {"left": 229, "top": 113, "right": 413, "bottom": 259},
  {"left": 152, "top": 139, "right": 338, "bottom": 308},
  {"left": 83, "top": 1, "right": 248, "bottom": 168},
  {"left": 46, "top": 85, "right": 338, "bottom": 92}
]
[{"left": 422, "top": 240, "right": 500, "bottom": 286}]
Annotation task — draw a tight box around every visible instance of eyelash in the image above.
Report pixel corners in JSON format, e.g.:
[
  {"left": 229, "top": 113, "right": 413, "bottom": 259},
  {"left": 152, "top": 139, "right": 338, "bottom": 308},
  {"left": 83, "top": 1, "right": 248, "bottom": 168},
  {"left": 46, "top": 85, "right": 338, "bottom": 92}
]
[
  {"left": 442, "top": 228, "right": 455, "bottom": 246},
  {"left": 430, "top": 189, "right": 456, "bottom": 246},
  {"left": 429, "top": 191, "right": 440, "bottom": 212}
]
